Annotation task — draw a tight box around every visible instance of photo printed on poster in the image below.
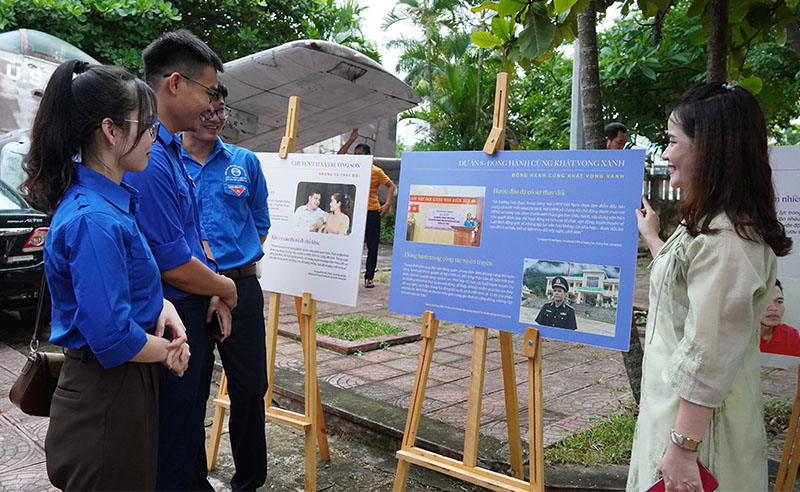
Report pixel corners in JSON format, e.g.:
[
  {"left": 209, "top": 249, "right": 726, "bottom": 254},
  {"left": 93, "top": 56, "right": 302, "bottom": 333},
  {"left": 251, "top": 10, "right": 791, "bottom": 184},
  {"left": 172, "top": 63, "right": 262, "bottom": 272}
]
[{"left": 762, "top": 146, "right": 800, "bottom": 368}]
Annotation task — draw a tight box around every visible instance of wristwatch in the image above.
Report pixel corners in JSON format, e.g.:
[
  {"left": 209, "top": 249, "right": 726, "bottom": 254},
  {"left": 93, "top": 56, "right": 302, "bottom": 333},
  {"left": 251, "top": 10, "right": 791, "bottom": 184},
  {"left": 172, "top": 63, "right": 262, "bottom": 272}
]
[{"left": 670, "top": 428, "right": 702, "bottom": 452}]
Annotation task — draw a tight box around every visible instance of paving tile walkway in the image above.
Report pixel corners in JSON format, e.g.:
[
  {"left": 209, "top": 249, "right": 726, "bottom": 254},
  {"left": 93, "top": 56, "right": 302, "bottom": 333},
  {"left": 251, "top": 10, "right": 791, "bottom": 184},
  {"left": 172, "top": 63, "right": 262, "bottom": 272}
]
[{"left": 1, "top": 242, "right": 798, "bottom": 490}]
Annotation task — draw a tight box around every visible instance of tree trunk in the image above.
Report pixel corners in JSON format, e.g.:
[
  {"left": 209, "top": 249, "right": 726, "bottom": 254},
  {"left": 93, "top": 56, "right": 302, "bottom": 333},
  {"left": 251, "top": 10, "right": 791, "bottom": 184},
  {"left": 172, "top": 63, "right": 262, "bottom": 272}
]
[
  {"left": 786, "top": 22, "right": 800, "bottom": 60},
  {"left": 474, "top": 43, "right": 484, "bottom": 149},
  {"left": 623, "top": 314, "right": 643, "bottom": 405},
  {"left": 425, "top": 23, "right": 438, "bottom": 142},
  {"left": 577, "top": 1, "right": 604, "bottom": 150},
  {"left": 652, "top": 9, "right": 667, "bottom": 46},
  {"left": 706, "top": 0, "right": 729, "bottom": 83}
]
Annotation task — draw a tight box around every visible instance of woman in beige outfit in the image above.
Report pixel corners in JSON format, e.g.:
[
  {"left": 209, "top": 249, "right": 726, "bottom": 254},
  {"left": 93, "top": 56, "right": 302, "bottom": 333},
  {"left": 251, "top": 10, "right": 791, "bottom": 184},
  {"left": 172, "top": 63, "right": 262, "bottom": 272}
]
[{"left": 629, "top": 83, "right": 792, "bottom": 491}]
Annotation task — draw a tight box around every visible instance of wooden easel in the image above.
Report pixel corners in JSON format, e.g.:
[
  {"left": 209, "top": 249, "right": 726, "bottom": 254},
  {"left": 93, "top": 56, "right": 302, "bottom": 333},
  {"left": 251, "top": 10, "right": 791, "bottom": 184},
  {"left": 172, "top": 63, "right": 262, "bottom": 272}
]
[
  {"left": 774, "top": 365, "right": 800, "bottom": 491},
  {"left": 206, "top": 96, "right": 330, "bottom": 492},
  {"left": 392, "top": 72, "right": 545, "bottom": 492}
]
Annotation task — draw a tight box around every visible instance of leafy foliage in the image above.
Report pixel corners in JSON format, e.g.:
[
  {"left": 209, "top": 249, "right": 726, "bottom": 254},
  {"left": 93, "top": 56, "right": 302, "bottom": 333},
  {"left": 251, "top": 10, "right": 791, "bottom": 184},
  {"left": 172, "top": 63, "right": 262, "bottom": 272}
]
[
  {"left": 306, "top": 0, "right": 382, "bottom": 63},
  {"left": 0, "top": 0, "right": 378, "bottom": 73},
  {"left": 509, "top": 50, "right": 572, "bottom": 150},
  {"left": 0, "top": 0, "right": 181, "bottom": 72},
  {"left": 597, "top": 2, "right": 800, "bottom": 148}
]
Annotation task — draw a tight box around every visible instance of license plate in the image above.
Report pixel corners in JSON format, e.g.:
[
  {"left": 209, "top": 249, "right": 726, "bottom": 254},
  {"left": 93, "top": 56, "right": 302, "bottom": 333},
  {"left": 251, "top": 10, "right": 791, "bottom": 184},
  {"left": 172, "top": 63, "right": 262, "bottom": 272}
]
[{"left": 7, "top": 255, "right": 34, "bottom": 263}]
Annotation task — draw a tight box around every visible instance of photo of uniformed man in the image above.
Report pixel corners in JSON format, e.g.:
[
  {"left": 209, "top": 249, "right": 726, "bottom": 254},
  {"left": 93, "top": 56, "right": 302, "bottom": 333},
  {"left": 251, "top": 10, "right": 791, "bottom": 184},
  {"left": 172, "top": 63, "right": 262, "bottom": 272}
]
[{"left": 535, "top": 276, "right": 577, "bottom": 330}]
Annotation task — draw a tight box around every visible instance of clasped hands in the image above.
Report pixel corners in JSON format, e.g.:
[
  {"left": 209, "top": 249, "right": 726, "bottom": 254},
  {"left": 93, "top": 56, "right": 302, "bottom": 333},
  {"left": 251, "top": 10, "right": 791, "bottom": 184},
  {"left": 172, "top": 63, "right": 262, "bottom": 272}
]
[{"left": 156, "top": 299, "right": 191, "bottom": 377}]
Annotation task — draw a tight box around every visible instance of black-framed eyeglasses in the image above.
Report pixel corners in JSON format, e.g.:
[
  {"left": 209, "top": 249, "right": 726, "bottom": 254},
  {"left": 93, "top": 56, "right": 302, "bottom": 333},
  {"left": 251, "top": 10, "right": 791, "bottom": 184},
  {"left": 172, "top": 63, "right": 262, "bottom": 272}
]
[
  {"left": 163, "top": 72, "right": 218, "bottom": 104},
  {"left": 200, "top": 107, "right": 231, "bottom": 121},
  {"left": 124, "top": 119, "right": 160, "bottom": 142}
]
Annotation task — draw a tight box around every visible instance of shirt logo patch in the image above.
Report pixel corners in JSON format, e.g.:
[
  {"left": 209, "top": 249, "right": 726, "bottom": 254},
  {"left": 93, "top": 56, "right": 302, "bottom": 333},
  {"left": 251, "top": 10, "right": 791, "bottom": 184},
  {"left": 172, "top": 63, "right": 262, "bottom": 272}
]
[{"left": 224, "top": 164, "right": 249, "bottom": 196}]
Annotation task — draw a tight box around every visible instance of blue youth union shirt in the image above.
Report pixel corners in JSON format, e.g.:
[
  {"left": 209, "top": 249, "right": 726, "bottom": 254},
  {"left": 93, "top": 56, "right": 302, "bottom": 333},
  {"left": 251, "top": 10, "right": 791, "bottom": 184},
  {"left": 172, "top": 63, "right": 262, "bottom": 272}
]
[
  {"left": 124, "top": 121, "right": 212, "bottom": 298},
  {"left": 46, "top": 165, "right": 163, "bottom": 369},
  {"left": 180, "top": 136, "right": 270, "bottom": 271}
]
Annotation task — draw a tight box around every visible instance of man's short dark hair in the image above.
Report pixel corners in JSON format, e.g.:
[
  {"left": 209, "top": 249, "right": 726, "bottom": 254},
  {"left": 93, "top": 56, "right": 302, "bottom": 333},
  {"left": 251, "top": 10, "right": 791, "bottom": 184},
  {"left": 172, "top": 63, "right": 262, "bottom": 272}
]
[
  {"left": 142, "top": 29, "right": 224, "bottom": 85},
  {"left": 604, "top": 122, "right": 627, "bottom": 141},
  {"left": 354, "top": 143, "right": 371, "bottom": 154},
  {"left": 215, "top": 82, "right": 229, "bottom": 100}
]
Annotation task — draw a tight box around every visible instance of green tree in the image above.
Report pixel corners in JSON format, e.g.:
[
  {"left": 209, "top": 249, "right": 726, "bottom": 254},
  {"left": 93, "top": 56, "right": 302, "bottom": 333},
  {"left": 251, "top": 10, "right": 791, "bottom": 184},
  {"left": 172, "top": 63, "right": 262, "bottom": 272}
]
[
  {"left": 385, "top": 0, "right": 469, "bottom": 104},
  {"left": 0, "top": 0, "right": 182, "bottom": 71},
  {"left": 404, "top": 36, "right": 501, "bottom": 150},
  {"left": 509, "top": 51, "right": 572, "bottom": 150},
  {"left": 306, "top": 0, "right": 382, "bottom": 63},
  {"left": 598, "top": 2, "right": 800, "bottom": 147},
  {"left": 0, "top": 0, "right": 378, "bottom": 73}
]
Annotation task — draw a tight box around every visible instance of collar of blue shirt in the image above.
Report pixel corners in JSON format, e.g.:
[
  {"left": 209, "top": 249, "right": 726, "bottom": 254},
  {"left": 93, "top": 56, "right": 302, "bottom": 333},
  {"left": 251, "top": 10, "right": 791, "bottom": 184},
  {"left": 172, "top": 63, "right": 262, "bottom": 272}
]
[
  {"left": 176, "top": 134, "right": 232, "bottom": 166},
  {"left": 75, "top": 164, "right": 139, "bottom": 214}
]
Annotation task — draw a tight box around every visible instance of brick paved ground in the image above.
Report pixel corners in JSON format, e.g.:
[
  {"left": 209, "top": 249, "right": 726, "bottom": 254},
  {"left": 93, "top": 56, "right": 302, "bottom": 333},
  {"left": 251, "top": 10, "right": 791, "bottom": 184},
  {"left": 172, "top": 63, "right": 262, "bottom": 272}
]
[{"left": 1, "top": 242, "right": 797, "bottom": 490}]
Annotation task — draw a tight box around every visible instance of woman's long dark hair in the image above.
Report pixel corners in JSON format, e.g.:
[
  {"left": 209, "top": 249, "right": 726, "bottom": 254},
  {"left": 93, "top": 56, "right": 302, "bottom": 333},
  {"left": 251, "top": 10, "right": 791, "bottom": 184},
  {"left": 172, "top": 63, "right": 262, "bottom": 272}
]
[
  {"left": 330, "top": 192, "right": 352, "bottom": 218},
  {"left": 669, "top": 83, "right": 792, "bottom": 257},
  {"left": 22, "top": 60, "right": 157, "bottom": 213}
]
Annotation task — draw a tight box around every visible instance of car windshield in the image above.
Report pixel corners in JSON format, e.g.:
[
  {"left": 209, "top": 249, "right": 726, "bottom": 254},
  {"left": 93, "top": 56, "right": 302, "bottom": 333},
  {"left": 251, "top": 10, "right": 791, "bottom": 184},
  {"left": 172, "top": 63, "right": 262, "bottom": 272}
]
[{"left": 0, "top": 179, "right": 27, "bottom": 211}]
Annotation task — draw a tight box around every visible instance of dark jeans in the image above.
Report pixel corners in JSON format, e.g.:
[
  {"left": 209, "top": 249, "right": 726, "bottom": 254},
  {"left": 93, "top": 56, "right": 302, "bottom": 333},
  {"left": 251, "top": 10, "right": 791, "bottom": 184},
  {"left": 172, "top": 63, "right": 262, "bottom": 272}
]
[
  {"left": 218, "top": 274, "right": 268, "bottom": 491},
  {"left": 157, "top": 295, "right": 215, "bottom": 491},
  {"left": 364, "top": 209, "right": 381, "bottom": 280}
]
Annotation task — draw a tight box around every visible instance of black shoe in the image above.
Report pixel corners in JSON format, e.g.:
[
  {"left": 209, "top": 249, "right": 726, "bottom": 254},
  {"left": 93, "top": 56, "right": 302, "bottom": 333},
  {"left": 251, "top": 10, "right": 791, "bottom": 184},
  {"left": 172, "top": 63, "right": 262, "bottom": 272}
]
[{"left": 364, "top": 279, "right": 374, "bottom": 288}]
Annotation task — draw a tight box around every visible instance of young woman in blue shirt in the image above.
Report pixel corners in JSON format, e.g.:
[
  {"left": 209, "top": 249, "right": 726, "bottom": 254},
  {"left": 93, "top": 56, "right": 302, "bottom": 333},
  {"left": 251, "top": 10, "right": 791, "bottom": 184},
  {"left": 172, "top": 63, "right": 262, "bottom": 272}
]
[{"left": 22, "top": 60, "right": 191, "bottom": 491}]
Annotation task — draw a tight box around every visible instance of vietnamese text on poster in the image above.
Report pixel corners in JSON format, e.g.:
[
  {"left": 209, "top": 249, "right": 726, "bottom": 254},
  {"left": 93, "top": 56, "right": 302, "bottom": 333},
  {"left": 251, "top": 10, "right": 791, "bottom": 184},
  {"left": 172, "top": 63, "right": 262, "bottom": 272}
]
[
  {"left": 388, "top": 150, "right": 645, "bottom": 351},
  {"left": 257, "top": 153, "right": 371, "bottom": 306},
  {"left": 762, "top": 146, "right": 800, "bottom": 367}
]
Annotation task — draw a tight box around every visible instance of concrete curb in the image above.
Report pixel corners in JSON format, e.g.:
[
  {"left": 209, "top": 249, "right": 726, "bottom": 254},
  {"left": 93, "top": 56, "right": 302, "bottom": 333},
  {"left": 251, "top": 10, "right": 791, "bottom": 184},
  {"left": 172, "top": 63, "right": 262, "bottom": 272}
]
[{"left": 269, "top": 365, "right": 629, "bottom": 491}]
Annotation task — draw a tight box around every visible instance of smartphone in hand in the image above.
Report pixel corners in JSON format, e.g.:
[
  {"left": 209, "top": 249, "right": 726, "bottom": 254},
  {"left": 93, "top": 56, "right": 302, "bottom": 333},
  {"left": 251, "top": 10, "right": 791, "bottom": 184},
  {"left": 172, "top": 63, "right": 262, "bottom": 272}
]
[{"left": 206, "top": 310, "right": 224, "bottom": 339}]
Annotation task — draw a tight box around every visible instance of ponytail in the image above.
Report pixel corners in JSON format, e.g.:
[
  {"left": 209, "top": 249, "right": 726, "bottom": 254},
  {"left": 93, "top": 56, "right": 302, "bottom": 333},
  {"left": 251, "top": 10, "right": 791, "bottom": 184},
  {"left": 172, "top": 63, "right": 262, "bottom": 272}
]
[
  {"left": 22, "top": 60, "right": 156, "bottom": 214},
  {"left": 22, "top": 60, "right": 87, "bottom": 213}
]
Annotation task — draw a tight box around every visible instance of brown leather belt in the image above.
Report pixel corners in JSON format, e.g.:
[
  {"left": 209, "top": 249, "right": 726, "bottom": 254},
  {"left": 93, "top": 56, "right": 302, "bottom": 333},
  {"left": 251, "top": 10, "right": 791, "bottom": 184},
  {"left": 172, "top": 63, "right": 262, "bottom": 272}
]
[{"left": 219, "top": 263, "right": 257, "bottom": 280}]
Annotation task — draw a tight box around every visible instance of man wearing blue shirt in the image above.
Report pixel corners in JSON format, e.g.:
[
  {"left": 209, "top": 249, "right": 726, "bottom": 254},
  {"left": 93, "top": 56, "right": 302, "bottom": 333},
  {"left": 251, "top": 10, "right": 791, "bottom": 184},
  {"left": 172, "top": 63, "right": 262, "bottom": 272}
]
[
  {"left": 124, "top": 30, "right": 238, "bottom": 491},
  {"left": 293, "top": 190, "right": 327, "bottom": 231},
  {"left": 180, "top": 84, "right": 270, "bottom": 490}
]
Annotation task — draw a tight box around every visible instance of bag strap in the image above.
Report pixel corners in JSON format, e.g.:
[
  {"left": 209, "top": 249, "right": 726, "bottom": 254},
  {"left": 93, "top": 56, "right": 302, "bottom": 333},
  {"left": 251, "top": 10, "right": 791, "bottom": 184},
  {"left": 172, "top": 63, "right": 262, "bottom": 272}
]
[{"left": 29, "top": 275, "right": 49, "bottom": 353}]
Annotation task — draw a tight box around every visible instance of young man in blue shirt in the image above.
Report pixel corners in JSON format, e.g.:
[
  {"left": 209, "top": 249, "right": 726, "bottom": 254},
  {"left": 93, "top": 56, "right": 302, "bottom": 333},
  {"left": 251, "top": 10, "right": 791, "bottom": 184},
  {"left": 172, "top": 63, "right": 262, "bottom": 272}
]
[
  {"left": 124, "top": 30, "right": 238, "bottom": 491},
  {"left": 179, "top": 84, "right": 270, "bottom": 490}
]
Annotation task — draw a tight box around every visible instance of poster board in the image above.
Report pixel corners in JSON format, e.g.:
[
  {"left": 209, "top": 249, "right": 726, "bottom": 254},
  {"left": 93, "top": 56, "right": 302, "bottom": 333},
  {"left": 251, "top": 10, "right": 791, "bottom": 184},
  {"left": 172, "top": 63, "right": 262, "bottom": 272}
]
[
  {"left": 258, "top": 152, "right": 372, "bottom": 306},
  {"left": 389, "top": 149, "right": 645, "bottom": 351},
  {"left": 762, "top": 146, "right": 800, "bottom": 368}
]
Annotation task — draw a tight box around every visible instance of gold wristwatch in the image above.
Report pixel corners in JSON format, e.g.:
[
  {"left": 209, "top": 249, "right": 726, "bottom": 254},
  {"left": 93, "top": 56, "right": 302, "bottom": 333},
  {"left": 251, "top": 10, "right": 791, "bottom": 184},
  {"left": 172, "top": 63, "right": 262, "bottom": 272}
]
[{"left": 670, "top": 428, "right": 702, "bottom": 452}]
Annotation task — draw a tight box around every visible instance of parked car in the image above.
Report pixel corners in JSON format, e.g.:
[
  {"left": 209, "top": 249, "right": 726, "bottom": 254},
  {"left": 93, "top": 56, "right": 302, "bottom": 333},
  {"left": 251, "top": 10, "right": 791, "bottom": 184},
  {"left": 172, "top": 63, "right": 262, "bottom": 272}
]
[{"left": 0, "top": 178, "right": 48, "bottom": 317}]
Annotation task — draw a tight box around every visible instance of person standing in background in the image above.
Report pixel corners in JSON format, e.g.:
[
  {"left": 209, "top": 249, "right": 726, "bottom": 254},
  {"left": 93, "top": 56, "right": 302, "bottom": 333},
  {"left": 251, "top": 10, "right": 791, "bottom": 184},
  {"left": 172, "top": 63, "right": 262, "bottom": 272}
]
[
  {"left": 605, "top": 123, "right": 628, "bottom": 149},
  {"left": 338, "top": 129, "right": 395, "bottom": 288}
]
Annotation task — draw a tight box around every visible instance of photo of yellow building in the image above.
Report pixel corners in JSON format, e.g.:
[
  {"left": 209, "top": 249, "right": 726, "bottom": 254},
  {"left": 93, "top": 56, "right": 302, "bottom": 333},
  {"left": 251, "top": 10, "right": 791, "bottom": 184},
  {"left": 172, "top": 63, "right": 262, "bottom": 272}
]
[{"left": 544, "top": 270, "right": 619, "bottom": 308}]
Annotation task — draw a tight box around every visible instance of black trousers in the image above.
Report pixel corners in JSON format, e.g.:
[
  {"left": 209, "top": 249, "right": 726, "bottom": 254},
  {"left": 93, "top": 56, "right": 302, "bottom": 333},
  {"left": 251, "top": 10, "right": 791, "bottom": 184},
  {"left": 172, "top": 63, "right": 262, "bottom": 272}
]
[
  {"left": 364, "top": 209, "right": 381, "bottom": 280},
  {"left": 156, "top": 295, "right": 215, "bottom": 491},
  {"left": 46, "top": 356, "right": 159, "bottom": 491},
  {"left": 217, "top": 274, "right": 268, "bottom": 491}
]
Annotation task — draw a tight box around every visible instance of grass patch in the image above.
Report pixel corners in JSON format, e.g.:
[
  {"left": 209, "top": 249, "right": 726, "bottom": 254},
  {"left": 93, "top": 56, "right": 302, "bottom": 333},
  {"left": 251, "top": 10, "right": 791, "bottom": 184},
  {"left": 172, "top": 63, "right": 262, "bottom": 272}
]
[
  {"left": 765, "top": 397, "right": 793, "bottom": 446},
  {"left": 374, "top": 272, "right": 391, "bottom": 283},
  {"left": 544, "top": 405, "right": 636, "bottom": 466},
  {"left": 316, "top": 314, "right": 406, "bottom": 341},
  {"left": 380, "top": 210, "right": 395, "bottom": 243},
  {"left": 544, "top": 396, "right": 796, "bottom": 466}
]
